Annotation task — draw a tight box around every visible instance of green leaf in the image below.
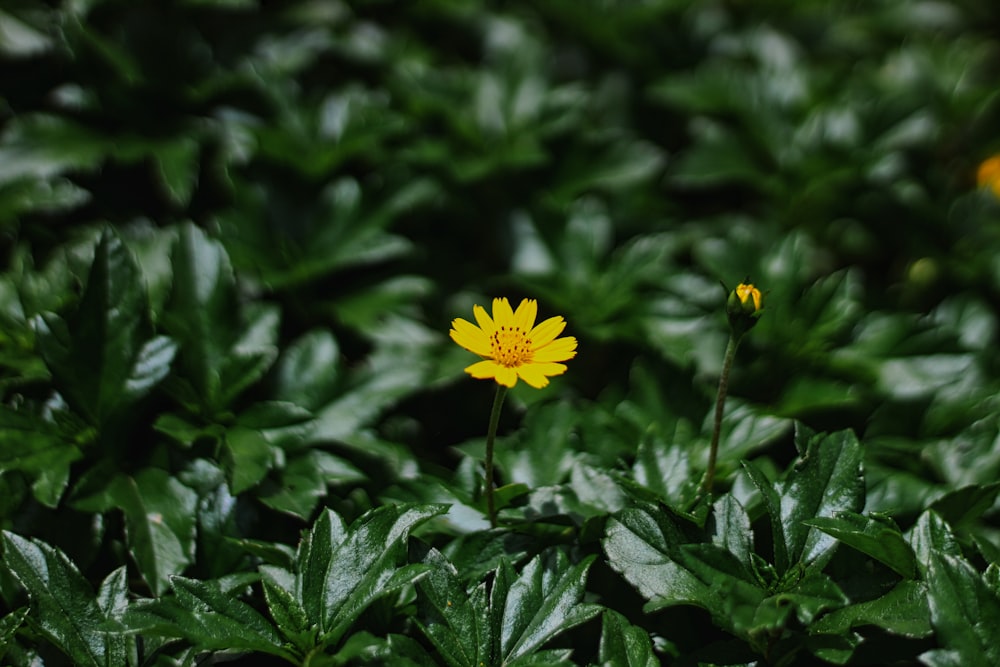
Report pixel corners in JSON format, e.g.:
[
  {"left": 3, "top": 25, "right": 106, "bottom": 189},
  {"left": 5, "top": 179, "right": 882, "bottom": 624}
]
[
  {"left": 258, "top": 449, "right": 366, "bottom": 520},
  {"left": 603, "top": 504, "right": 707, "bottom": 612},
  {"left": 596, "top": 610, "right": 658, "bottom": 667},
  {"left": 779, "top": 427, "right": 865, "bottom": 571},
  {"left": 811, "top": 580, "right": 932, "bottom": 638},
  {"left": 416, "top": 547, "right": 599, "bottom": 667},
  {"left": 261, "top": 576, "right": 314, "bottom": 655},
  {"left": 167, "top": 575, "right": 294, "bottom": 659},
  {"left": 35, "top": 228, "right": 176, "bottom": 426},
  {"left": 415, "top": 546, "right": 487, "bottom": 667},
  {"left": 924, "top": 551, "right": 1000, "bottom": 665},
  {"left": 0, "top": 607, "right": 28, "bottom": 662},
  {"left": 0, "top": 406, "right": 82, "bottom": 507},
  {"left": 272, "top": 330, "right": 341, "bottom": 412},
  {"left": 499, "top": 550, "right": 601, "bottom": 663},
  {"left": 2, "top": 531, "right": 125, "bottom": 667},
  {"left": 909, "top": 510, "right": 963, "bottom": 576},
  {"left": 222, "top": 426, "right": 277, "bottom": 495},
  {"left": 297, "top": 504, "right": 447, "bottom": 647},
  {"left": 111, "top": 468, "right": 198, "bottom": 596},
  {"left": 805, "top": 511, "right": 917, "bottom": 578},
  {"left": 163, "top": 223, "right": 277, "bottom": 415},
  {"left": 928, "top": 482, "right": 1000, "bottom": 530}
]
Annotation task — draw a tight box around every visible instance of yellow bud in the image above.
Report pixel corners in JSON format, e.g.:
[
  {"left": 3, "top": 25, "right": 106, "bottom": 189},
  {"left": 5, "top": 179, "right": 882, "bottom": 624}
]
[{"left": 726, "top": 279, "right": 763, "bottom": 337}]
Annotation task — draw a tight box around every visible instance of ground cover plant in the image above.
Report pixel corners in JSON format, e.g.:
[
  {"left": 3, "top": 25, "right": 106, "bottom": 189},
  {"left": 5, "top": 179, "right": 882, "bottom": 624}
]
[{"left": 1, "top": 0, "right": 1000, "bottom": 665}]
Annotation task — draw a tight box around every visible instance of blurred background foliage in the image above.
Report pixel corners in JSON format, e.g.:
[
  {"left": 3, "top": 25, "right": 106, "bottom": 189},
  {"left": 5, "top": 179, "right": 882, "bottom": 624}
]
[{"left": 2, "top": 0, "right": 1000, "bottom": 664}]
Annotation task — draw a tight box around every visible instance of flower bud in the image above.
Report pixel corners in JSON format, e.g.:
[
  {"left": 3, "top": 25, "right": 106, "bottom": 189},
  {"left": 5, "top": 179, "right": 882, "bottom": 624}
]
[{"left": 726, "top": 280, "right": 763, "bottom": 337}]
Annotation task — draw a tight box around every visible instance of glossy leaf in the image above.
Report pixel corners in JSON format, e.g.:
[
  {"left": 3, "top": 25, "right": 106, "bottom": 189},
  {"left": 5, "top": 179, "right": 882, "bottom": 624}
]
[
  {"left": 34, "top": 229, "right": 176, "bottom": 426},
  {"left": 923, "top": 552, "right": 1000, "bottom": 665},
  {"left": 805, "top": 511, "right": 917, "bottom": 578},
  {"left": 596, "top": 610, "right": 658, "bottom": 667},
  {"left": 110, "top": 468, "right": 198, "bottom": 596},
  {"left": 416, "top": 546, "right": 599, "bottom": 667},
  {"left": 297, "top": 504, "right": 447, "bottom": 646},
  {"left": 2, "top": 531, "right": 126, "bottom": 667}
]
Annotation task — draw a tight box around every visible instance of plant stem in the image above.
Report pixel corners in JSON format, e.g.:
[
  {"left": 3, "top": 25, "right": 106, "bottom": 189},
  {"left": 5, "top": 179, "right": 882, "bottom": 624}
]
[
  {"left": 702, "top": 333, "right": 741, "bottom": 496},
  {"left": 484, "top": 384, "right": 508, "bottom": 528}
]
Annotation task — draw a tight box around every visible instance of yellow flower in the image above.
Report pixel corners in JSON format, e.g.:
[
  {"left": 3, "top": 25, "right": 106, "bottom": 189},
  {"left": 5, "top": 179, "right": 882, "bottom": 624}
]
[
  {"left": 726, "top": 279, "right": 763, "bottom": 337},
  {"left": 977, "top": 155, "right": 1000, "bottom": 198},
  {"left": 735, "top": 282, "right": 763, "bottom": 312},
  {"left": 450, "top": 297, "right": 577, "bottom": 388}
]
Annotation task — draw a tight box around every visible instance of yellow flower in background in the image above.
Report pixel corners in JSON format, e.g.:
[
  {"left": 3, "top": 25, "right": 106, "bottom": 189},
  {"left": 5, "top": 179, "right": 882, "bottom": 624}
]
[
  {"left": 450, "top": 297, "right": 577, "bottom": 388},
  {"left": 977, "top": 155, "right": 1000, "bottom": 198}
]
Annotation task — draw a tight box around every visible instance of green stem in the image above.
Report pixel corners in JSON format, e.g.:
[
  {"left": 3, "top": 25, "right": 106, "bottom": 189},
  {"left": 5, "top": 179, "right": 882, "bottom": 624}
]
[
  {"left": 702, "top": 333, "right": 741, "bottom": 496},
  {"left": 484, "top": 384, "right": 508, "bottom": 528}
]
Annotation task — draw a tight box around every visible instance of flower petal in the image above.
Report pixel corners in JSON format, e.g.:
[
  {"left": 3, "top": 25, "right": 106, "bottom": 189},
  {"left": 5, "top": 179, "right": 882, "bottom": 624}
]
[
  {"left": 513, "top": 298, "right": 537, "bottom": 332},
  {"left": 450, "top": 318, "right": 492, "bottom": 357},
  {"left": 465, "top": 360, "right": 518, "bottom": 387},
  {"left": 532, "top": 336, "right": 577, "bottom": 363},
  {"left": 494, "top": 365, "right": 518, "bottom": 387},
  {"left": 528, "top": 316, "right": 566, "bottom": 348},
  {"left": 473, "top": 304, "right": 494, "bottom": 335},
  {"left": 492, "top": 297, "right": 515, "bottom": 328},
  {"left": 465, "top": 359, "right": 500, "bottom": 380},
  {"left": 517, "top": 362, "right": 567, "bottom": 388}
]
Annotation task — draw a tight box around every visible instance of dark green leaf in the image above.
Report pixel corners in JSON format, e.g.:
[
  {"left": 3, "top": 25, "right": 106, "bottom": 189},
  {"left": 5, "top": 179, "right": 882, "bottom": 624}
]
[
  {"left": 596, "top": 610, "right": 658, "bottom": 667},
  {"left": 924, "top": 552, "right": 1000, "bottom": 665},
  {"left": 603, "top": 504, "right": 707, "bottom": 612},
  {"left": 111, "top": 468, "right": 198, "bottom": 596},
  {"left": 778, "top": 427, "right": 865, "bottom": 570},
  {"left": 166, "top": 575, "right": 294, "bottom": 659},
  {"left": 35, "top": 229, "right": 174, "bottom": 425},
  {"left": 259, "top": 449, "right": 366, "bottom": 520},
  {"left": 812, "top": 580, "right": 932, "bottom": 638},
  {"left": 498, "top": 550, "right": 601, "bottom": 663},
  {"left": 297, "top": 504, "right": 447, "bottom": 646},
  {"left": 272, "top": 330, "right": 341, "bottom": 412},
  {"left": 2, "top": 531, "right": 124, "bottom": 667},
  {"left": 805, "top": 511, "right": 917, "bottom": 578}
]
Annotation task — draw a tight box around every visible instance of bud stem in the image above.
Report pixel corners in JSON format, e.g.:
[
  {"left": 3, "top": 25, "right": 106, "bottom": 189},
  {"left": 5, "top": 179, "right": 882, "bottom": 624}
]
[
  {"left": 484, "top": 384, "right": 508, "bottom": 528},
  {"left": 702, "top": 332, "right": 742, "bottom": 496}
]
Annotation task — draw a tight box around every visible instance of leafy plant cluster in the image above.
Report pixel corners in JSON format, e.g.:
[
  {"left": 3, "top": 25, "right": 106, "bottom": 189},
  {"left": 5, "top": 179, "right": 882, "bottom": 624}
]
[{"left": 1, "top": 0, "right": 1000, "bottom": 665}]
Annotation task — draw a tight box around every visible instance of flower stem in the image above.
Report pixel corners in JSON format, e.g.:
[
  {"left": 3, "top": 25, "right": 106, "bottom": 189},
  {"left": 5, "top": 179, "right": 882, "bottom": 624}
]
[
  {"left": 702, "top": 332, "right": 741, "bottom": 496},
  {"left": 484, "top": 384, "right": 508, "bottom": 528}
]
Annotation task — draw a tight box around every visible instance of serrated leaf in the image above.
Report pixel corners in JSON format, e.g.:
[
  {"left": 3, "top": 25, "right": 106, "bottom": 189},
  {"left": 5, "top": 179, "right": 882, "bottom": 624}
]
[
  {"left": 812, "top": 580, "right": 931, "bottom": 638},
  {"left": 909, "top": 510, "right": 963, "bottom": 576},
  {"left": 222, "top": 426, "right": 276, "bottom": 495},
  {"left": 96, "top": 566, "right": 129, "bottom": 621},
  {"left": 778, "top": 427, "right": 865, "bottom": 571},
  {"left": 924, "top": 552, "right": 1000, "bottom": 665},
  {"left": 273, "top": 329, "right": 341, "bottom": 411},
  {"left": 416, "top": 547, "right": 599, "bottom": 667},
  {"left": 805, "top": 511, "right": 917, "bottom": 578},
  {"left": 0, "top": 607, "right": 28, "bottom": 661},
  {"left": 597, "top": 610, "right": 658, "bottom": 667},
  {"left": 603, "top": 504, "right": 707, "bottom": 612},
  {"left": 163, "top": 223, "right": 275, "bottom": 415},
  {"left": 297, "top": 504, "right": 447, "bottom": 646},
  {"left": 415, "top": 546, "right": 488, "bottom": 667},
  {"left": 499, "top": 550, "right": 601, "bottom": 663},
  {"left": 2, "top": 531, "right": 124, "bottom": 667},
  {"left": 258, "top": 449, "right": 365, "bottom": 520},
  {"left": 35, "top": 228, "right": 173, "bottom": 426},
  {"left": 166, "top": 575, "right": 294, "bottom": 659},
  {"left": 111, "top": 468, "right": 198, "bottom": 596}
]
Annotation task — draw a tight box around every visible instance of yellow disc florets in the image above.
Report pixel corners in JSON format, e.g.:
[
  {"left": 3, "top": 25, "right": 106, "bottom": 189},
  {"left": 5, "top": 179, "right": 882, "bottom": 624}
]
[{"left": 490, "top": 325, "right": 533, "bottom": 367}]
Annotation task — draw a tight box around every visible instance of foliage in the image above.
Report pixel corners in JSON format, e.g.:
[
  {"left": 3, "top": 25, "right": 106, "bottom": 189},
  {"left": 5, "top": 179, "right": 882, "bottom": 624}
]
[{"left": 1, "top": 0, "right": 1000, "bottom": 665}]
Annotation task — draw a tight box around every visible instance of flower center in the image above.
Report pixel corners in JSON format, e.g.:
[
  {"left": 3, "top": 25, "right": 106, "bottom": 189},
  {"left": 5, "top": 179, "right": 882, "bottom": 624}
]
[{"left": 490, "top": 325, "right": 532, "bottom": 367}]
